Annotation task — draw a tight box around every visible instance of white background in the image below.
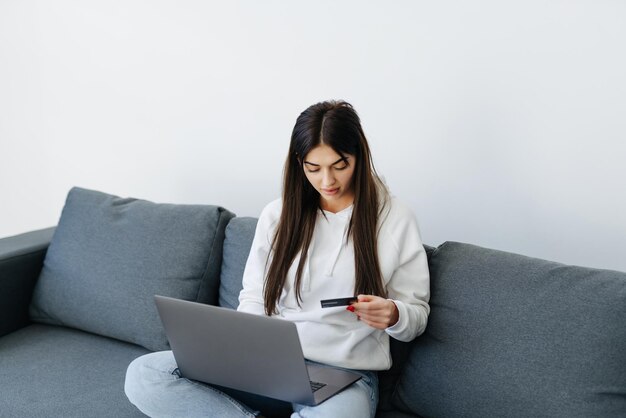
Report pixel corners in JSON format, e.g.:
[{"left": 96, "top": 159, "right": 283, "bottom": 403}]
[{"left": 1, "top": 1, "right": 625, "bottom": 272}]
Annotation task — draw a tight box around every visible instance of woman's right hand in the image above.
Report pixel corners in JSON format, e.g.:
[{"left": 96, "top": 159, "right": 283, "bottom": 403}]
[{"left": 348, "top": 295, "right": 399, "bottom": 329}]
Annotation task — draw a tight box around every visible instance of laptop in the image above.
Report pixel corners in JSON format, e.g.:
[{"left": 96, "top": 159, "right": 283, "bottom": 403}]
[{"left": 154, "top": 295, "right": 362, "bottom": 406}]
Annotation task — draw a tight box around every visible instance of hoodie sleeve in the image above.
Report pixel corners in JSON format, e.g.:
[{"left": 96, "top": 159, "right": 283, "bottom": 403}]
[
  {"left": 383, "top": 199, "right": 431, "bottom": 342},
  {"left": 237, "top": 199, "right": 281, "bottom": 316}
]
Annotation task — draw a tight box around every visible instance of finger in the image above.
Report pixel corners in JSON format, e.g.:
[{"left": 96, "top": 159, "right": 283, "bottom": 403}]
[
  {"left": 357, "top": 309, "right": 395, "bottom": 326},
  {"left": 353, "top": 296, "right": 379, "bottom": 308},
  {"left": 357, "top": 311, "right": 390, "bottom": 324},
  {"left": 352, "top": 297, "right": 391, "bottom": 318},
  {"left": 357, "top": 316, "right": 388, "bottom": 330},
  {"left": 354, "top": 301, "right": 389, "bottom": 313}
]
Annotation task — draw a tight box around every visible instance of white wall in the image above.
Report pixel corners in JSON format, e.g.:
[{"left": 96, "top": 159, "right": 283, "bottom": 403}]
[{"left": 1, "top": 0, "right": 625, "bottom": 272}]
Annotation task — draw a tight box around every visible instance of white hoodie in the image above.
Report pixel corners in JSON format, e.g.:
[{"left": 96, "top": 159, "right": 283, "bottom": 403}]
[{"left": 237, "top": 197, "right": 430, "bottom": 371}]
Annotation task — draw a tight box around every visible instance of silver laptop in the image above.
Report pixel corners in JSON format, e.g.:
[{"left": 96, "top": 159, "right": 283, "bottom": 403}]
[{"left": 154, "top": 295, "right": 361, "bottom": 406}]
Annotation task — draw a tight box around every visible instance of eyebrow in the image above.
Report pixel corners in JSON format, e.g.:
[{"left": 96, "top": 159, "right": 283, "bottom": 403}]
[{"left": 303, "top": 157, "right": 348, "bottom": 167}]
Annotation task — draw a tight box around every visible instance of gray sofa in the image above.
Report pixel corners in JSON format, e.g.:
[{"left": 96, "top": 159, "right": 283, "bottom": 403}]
[{"left": 1, "top": 187, "right": 625, "bottom": 418}]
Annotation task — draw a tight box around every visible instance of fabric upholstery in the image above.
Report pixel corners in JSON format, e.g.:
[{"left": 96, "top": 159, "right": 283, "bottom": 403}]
[
  {"left": 29, "top": 187, "right": 234, "bottom": 351},
  {"left": 377, "top": 245, "right": 434, "bottom": 414},
  {"left": 218, "top": 217, "right": 258, "bottom": 310},
  {"left": 0, "top": 324, "right": 149, "bottom": 418},
  {"left": 0, "top": 227, "right": 55, "bottom": 337},
  {"left": 393, "top": 241, "right": 626, "bottom": 417},
  {"left": 376, "top": 410, "right": 422, "bottom": 418}
]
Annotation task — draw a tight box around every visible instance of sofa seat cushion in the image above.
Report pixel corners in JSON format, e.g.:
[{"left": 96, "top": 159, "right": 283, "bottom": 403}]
[
  {"left": 29, "top": 187, "right": 234, "bottom": 351},
  {"left": 393, "top": 241, "right": 626, "bottom": 417},
  {"left": 0, "top": 324, "right": 149, "bottom": 417}
]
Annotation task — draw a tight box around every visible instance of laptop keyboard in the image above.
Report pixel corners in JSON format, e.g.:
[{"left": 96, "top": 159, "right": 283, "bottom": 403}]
[{"left": 310, "top": 380, "right": 327, "bottom": 392}]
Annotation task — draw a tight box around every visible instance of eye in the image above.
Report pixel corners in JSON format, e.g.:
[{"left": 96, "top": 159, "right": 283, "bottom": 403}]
[
  {"left": 306, "top": 168, "right": 320, "bottom": 173},
  {"left": 334, "top": 162, "right": 349, "bottom": 170}
]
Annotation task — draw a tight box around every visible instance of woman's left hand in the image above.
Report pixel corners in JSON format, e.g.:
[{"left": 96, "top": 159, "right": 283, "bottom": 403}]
[{"left": 347, "top": 295, "right": 399, "bottom": 329}]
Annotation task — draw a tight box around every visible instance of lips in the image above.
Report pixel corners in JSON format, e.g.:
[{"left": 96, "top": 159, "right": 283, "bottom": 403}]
[{"left": 322, "top": 188, "right": 339, "bottom": 195}]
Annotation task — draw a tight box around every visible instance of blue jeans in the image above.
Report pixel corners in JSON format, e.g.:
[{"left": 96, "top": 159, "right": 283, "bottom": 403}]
[{"left": 124, "top": 351, "right": 379, "bottom": 418}]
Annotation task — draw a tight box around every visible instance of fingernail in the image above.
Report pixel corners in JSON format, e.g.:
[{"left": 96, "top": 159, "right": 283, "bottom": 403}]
[{"left": 346, "top": 305, "right": 355, "bottom": 312}]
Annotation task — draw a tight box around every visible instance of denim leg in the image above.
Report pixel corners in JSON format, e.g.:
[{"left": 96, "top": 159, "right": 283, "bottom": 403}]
[
  {"left": 290, "top": 370, "right": 378, "bottom": 418},
  {"left": 124, "top": 351, "right": 260, "bottom": 418}
]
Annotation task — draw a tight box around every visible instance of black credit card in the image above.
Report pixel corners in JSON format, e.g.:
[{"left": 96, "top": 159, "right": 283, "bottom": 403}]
[{"left": 320, "top": 297, "right": 357, "bottom": 308}]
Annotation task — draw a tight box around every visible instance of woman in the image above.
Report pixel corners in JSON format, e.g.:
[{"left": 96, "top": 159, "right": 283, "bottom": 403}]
[{"left": 125, "top": 100, "right": 430, "bottom": 417}]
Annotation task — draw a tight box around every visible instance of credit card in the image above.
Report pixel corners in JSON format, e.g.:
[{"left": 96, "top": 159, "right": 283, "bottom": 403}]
[{"left": 320, "top": 297, "right": 357, "bottom": 308}]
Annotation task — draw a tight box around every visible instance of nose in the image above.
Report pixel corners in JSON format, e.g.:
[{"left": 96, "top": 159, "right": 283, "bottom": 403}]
[{"left": 322, "top": 169, "right": 336, "bottom": 187}]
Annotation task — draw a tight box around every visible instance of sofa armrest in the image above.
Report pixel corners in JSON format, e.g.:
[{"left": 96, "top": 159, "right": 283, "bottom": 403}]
[{"left": 0, "top": 226, "right": 56, "bottom": 337}]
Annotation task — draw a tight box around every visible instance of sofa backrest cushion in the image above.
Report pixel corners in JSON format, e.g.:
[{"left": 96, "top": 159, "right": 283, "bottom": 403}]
[
  {"left": 393, "top": 241, "right": 626, "bottom": 417},
  {"left": 218, "top": 217, "right": 258, "bottom": 310},
  {"left": 29, "top": 187, "right": 234, "bottom": 352}
]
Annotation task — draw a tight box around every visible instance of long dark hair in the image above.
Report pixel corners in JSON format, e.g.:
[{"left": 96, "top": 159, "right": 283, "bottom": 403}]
[{"left": 263, "top": 100, "right": 389, "bottom": 315}]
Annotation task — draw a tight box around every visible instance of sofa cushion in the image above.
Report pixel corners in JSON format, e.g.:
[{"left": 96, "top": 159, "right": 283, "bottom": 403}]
[
  {"left": 29, "top": 187, "right": 234, "bottom": 351},
  {"left": 218, "top": 217, "right": 258, "bottom": 310},
  {"left": 0, "top": 323, "right": 149, "bottom": 417},
  {"left": 393, "top": 241, "right": 626, "bottom": 417}
]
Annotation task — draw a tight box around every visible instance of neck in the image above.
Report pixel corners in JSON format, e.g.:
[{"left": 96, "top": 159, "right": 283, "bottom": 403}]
[{"left": 320, "top": 198, "right": 354, "bottom": 213}]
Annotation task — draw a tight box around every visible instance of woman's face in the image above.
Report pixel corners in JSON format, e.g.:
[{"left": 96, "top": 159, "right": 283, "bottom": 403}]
[{"left": 302, "top": 144, "right": 356, "bottom": 212}]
